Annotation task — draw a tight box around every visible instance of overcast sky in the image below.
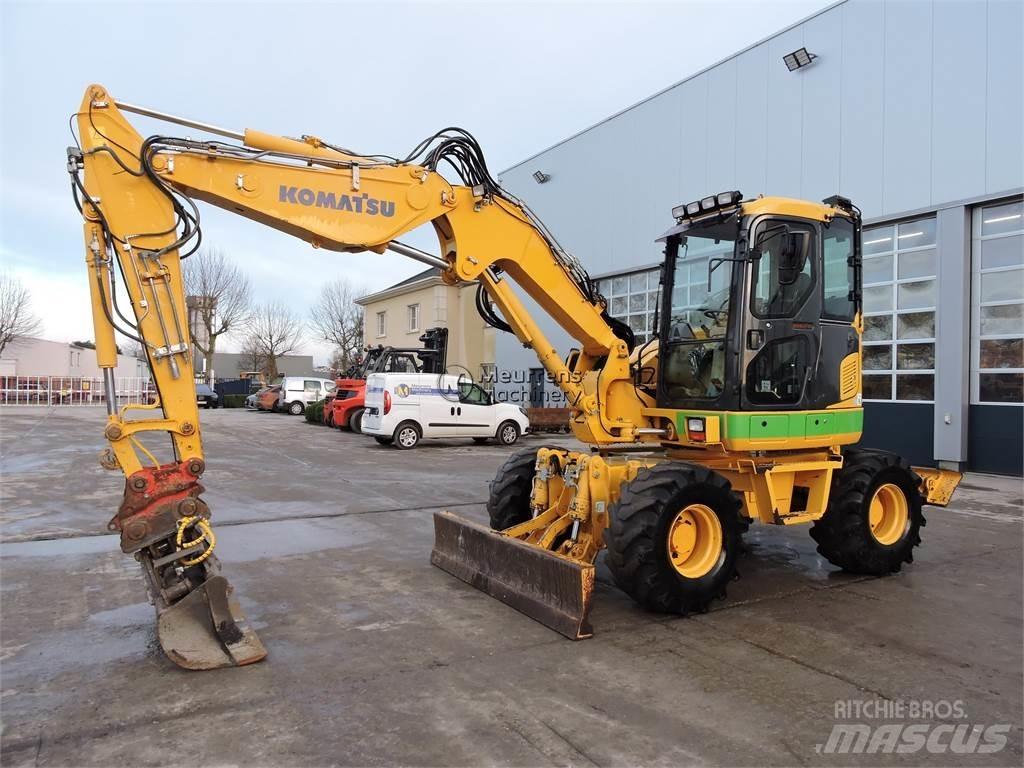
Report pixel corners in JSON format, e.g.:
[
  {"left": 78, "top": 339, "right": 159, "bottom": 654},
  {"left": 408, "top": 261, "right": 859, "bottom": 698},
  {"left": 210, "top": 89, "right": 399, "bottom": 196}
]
[{"left": 0, "top": 0, "right": 832, "bottom": 363}]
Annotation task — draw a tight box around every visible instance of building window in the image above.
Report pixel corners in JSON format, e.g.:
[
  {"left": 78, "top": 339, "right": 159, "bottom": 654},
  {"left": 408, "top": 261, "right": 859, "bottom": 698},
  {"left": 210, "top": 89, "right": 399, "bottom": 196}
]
[
  {"left": 433, "top": 285, "right": 447, "bottom": 323},
  {"left": 376, "top": 311, "right": 386, "bottom": 338},
  {"left": 861, "top": 216, "right": 937, "bottom": 402},
  {"left": 971, "top": 199, "right": 1024, "bottom": 404},
  {"left": 595, "top": 267, "right": 659, "bottom": 344},
  {"left": 407, "top": 303, "right": 420, "bottom": 332}
]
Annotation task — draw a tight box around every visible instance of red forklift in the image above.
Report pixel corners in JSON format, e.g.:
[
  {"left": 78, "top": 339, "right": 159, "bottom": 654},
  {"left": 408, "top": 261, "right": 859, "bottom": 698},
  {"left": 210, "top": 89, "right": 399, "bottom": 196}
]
[{"left": 328, "top": 328, "right": 448, "bottom": 432}]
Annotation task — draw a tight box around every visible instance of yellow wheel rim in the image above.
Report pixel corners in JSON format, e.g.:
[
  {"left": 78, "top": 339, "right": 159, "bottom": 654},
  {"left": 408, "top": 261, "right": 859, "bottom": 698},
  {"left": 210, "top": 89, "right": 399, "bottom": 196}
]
[
  {"left": 868, "top": 483, "right": 909, "bottom": 545},
  {"left": 667, "top": 504, "right": 723, "bottom": 579}
]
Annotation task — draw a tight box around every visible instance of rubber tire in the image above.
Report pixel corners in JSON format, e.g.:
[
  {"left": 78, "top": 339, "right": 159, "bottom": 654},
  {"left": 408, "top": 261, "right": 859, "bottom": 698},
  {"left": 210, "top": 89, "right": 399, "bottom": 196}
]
[
  {"left": 472, "top": 437, "right": 490, "bottom": 445},
  {"left": 349, "top": 408, "right": 365, "bottom": 434},
  {"left": 393, "top": 421, "right": 421, "bottom": 450},
  {"left": 288, "top": 401, "right": 304, "bottom": 416},
  {"left": 325, "top": 409, "right": 334, "bottom": 428},
  {"left": 374, "top": 435, "right": 394, "bottom": 445},
  {"left": 604, "top": 462, "right": 742, "bottom": 615},
  {"left": 810, "top": 449, "right": 924, "bottom": 575},
  {"left": 497, "top": 420, "right": 520, "bottom": 446},
  {"left": 486, "top": 446, "right": 544, "bottom": 531}
]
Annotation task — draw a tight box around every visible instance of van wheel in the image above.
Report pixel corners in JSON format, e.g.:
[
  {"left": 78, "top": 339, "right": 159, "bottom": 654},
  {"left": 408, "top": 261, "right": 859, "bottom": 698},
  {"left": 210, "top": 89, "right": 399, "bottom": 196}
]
[
  {"left": 288, "top": 401, "right": 304, "bottom": 416},
  {"left": 497, "top": 421, "right": 520, "bottom": 446},
  {"left": 393, "top": 421, "right": 421, "bottom": 449},
  {"left": 349, "top": 408, "right": 365, "bottom": 434},
  {"left": 374, "top": 436, "right": 394, "bottom": 445}
]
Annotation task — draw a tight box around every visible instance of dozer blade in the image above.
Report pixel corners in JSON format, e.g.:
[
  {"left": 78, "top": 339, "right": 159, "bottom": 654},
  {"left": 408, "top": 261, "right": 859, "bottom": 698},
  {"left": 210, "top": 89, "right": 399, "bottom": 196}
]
[
  {"left": 431, "top": 510, "right": 594, "bottom": 640},
  {"left": 157, "top": 575, "right": 267, "bottom": 670}
]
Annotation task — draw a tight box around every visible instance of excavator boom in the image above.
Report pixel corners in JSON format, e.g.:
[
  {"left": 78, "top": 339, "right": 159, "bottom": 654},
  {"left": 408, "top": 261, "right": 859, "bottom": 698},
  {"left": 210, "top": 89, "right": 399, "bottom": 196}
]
[{"left": 71, "top": 85, "right": 650, "bottom": 665}]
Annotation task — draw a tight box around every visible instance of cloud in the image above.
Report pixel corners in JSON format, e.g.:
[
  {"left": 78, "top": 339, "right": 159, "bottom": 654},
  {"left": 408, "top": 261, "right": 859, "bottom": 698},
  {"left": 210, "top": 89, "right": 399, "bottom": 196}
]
[{"left": 1, "top": 246, "right": 95, "bottom": 344}]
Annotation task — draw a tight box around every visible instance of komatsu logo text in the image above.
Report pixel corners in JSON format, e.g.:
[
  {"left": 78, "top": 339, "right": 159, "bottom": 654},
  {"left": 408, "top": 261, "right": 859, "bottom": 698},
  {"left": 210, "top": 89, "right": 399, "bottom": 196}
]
[{"left": 278, "top": 186, "right": 396, "bottom": 217}]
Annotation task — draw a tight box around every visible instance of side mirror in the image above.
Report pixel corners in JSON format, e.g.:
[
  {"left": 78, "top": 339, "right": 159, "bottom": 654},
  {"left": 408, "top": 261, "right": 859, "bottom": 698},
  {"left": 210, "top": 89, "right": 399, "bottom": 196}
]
[{"left": 778, "top": 232, "right": 810, "bottom": 286}]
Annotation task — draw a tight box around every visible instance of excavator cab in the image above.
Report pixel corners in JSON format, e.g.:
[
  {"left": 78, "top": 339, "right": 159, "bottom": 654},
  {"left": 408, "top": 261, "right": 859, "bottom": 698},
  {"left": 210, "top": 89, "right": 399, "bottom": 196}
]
[{"left": 657, "top": 192, "right": 862, "bottom": 426}]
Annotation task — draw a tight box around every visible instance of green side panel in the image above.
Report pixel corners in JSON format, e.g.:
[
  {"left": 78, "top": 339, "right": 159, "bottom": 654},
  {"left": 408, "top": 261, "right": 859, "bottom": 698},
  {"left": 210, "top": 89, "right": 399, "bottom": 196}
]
[{"left": 673, "top": 408, "right": 863, "bottom": 440}]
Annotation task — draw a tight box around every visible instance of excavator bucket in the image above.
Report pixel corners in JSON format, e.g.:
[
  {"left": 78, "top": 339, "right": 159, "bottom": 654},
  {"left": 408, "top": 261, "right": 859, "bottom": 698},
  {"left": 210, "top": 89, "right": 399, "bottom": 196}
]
[
  {"left": 431, "top": 511, "right": 594, "bottom": 640},
  {"left": 156, "top": 575, "right": 267, "bottom": 670}
]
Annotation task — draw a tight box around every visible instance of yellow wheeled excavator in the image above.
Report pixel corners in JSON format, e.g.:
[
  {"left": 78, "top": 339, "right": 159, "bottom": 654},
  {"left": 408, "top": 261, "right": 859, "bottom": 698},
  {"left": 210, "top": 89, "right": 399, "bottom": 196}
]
[{"left": 69, "top": 85, "right": 961, "bottom": 669}]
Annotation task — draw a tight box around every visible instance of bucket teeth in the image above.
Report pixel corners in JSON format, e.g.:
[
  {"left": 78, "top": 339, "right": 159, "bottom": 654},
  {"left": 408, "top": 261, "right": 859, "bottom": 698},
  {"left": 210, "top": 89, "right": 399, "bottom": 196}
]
[
  {"left": 156, "top": 575, "right": 267, "bottom": 670},
  {"left": 431, "top": 510, "right": 594, "bottom": 640}
]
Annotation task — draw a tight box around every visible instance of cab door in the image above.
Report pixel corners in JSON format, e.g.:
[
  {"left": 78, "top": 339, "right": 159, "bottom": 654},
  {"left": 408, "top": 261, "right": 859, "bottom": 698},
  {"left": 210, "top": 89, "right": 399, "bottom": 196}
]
[
  {"left": 739, "top": 216, "right": 858, "bottom": 411},
  {"left": 739, "top": 219, "right": 822, "bottom": 410},
  {"left": 456, "top": 381, "right": 497, "bottom": 436}
]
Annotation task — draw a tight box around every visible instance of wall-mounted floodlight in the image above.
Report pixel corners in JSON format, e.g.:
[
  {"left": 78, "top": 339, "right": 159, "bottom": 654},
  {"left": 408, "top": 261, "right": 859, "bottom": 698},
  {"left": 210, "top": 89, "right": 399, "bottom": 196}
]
[
  {"left": 783, "top": 47, "right": 817, "bottom": 71},
  {"left": 532, "top": 170, "right": 551, "bottom": 184}
]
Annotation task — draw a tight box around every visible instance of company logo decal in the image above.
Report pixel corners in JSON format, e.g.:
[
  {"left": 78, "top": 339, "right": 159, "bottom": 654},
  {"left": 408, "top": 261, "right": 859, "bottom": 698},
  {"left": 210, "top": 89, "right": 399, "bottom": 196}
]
[{"left": 278, "top": 186, "right": 396, "bottom": 217}]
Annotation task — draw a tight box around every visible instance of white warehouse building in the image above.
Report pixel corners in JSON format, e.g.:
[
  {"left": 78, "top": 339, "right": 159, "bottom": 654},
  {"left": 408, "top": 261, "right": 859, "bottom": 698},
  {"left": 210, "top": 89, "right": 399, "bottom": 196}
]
[{"left": 494, "top": 0, "right": 1023, "bottom": 475}]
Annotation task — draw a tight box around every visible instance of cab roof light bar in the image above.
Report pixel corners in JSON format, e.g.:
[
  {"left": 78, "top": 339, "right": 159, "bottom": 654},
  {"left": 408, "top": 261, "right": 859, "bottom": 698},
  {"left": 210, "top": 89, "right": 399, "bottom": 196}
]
[
  {"left": 672, "top": 190, "right": 742, "bottom": 222},
  {"left": 822, "top": 194, "right": 854, "bottom": 213}
]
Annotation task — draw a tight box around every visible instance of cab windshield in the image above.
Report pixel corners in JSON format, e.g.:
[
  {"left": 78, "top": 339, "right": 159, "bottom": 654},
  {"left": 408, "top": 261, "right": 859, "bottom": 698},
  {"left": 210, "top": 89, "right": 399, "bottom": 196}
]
[
  {"left": 668, "top": 230, "right": 736, "bottom": 340},
  {"left": 663, "top": 217, "right": 738, "bottom": 402}
]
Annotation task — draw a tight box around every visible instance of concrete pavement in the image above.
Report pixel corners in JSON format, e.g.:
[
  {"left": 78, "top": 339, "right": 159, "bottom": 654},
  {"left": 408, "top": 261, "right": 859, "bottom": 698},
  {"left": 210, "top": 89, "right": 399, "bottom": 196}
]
[{"left": 1, "top": 407, "right": 1021, "bottom": 766}]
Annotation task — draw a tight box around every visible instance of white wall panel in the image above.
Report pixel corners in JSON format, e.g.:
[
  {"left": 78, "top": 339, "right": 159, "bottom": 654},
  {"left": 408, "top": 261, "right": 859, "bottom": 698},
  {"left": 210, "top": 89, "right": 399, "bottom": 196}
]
[
  {"left": 882, "top": 0, "right": 933, "bottom": 213},
  {"left": 800, "top": 6, "right": 843, "bottom": 201},
  {"left": 677, "top": 75, "right": 709, "bottom": 204},
  {"left": 986, "top": 0, "right": 1024, "bottom": 194},
  {"left": 839, "top": 0, "right": 885, "bottom": 217},
  {"left": 766, "top": 26, "right": 806, "bottom": 197},
  {"left": 734, "top": 44, "right": 770, "bottom": 199},
  {"left": 932, "top": 0, "right": 987, "bottom": 204},
  {"left": 705, "top": 57, "right": 738, "bottom": 197},
  {"left": 622, "top": 92, "right": 684, "bottom": 258}
]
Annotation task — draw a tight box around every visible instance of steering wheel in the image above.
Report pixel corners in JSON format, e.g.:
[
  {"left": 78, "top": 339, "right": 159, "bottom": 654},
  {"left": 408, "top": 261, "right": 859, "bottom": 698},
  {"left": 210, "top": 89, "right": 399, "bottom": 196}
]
[{"left": 702, "top": 294, "right": 731, "bottom": 322}]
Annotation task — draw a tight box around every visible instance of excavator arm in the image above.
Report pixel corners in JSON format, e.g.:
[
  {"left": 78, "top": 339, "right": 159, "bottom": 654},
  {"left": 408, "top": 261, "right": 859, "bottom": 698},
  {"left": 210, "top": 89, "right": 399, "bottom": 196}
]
[{"left": 70, "top": 85, "right": 652, "bottom": 667}]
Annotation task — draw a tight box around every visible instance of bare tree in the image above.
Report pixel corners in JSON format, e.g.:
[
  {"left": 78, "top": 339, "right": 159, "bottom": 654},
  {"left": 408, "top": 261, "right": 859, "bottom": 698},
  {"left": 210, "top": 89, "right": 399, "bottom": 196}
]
[
  {"left": 182, "top": 250, "right": 252, "bottom": 381},
  {"left": 237, "top": 336, "right": 268, "bottom": 376},
  {"left": 0, "top": 273, "right": 42, "bottom": 356},
  {"left": 247, "top": 301, "right": 303, "bottom": 379},
  {"left": 309, "top": 279, "right": 364, "bottom": 373},
  {"left": 121, "top": 339, "right": 148, "bottom": 360}
]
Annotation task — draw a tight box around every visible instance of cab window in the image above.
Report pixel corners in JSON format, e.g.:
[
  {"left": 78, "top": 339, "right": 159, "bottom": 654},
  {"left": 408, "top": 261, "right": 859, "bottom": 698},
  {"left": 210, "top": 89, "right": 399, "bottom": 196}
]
[
  {"left": 822, "top": 217, "right": 857, "bottom": 321},
  {"left": 751, "top": 223, "right": 815, "bottom": 318},
  {"left": 459, "top": 382, "right": 491, "bottom": 405},
  {"left": 303, "top": 379, "right": 319, "bottom": 393}
]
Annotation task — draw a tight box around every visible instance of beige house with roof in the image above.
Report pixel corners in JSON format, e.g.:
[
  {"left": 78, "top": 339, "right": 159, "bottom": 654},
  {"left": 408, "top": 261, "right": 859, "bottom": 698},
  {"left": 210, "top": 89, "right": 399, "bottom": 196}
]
[{"left": 355, "top": 268, "right": 495, "bottom": 384}]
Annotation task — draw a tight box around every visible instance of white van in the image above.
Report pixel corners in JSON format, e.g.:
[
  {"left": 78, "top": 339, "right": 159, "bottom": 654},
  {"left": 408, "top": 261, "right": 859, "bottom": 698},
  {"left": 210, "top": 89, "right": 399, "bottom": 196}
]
[
  {"left": 362, "top": 373, "right": 530, "bottom": 449},
  {"left": 274, "top": 376, "right": 336, "bottom": 415}
]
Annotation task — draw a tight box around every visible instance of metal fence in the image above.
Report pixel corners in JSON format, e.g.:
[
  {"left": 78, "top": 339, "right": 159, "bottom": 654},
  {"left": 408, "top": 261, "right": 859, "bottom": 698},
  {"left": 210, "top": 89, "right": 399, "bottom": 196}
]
[{"left": 0, "top": 376, "right": 156, "bottom": 406}]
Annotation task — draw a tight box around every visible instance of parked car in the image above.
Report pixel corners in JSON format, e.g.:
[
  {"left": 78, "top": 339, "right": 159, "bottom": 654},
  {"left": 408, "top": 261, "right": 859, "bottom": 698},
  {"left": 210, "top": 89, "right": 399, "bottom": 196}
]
[
  {"left": 274, "top": 377, "right": 336, "bottom": 416},
  {"left": 196, "top": 383, "right": 220, "bottom": 409},
  {"left": 256, "top": 385, "right": 282, "bottom": 411},
  {"left": 362, "top": 373, "right": 529, "bottom": 449}
]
